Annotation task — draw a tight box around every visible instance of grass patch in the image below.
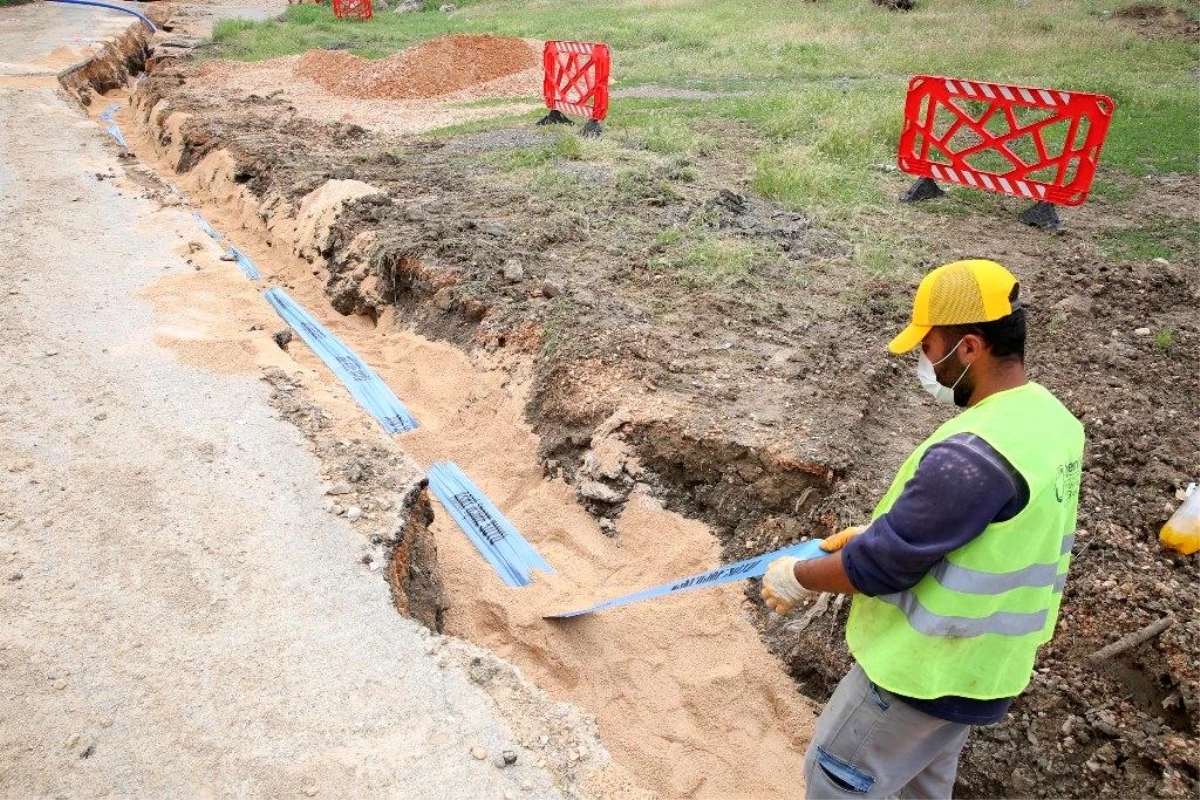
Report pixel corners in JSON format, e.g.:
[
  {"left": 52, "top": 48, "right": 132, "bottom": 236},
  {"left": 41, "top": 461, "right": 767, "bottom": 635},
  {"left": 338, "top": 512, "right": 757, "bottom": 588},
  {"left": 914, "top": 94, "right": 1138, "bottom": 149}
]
[
  {"left": 485, "top": 132, "right": 583, "bottom": 170},
  {"left": 651, "top": 237, "right": 765, "bottom": 286},
  {"left": 1098, "top": 218, "right": 1199, "bottom": 261},
  {"left": 1154, "top": 326, "right": 1175, "bottom": 356},
  {"left": 613, "top": 120, "right": 717, "bottom": 158}
]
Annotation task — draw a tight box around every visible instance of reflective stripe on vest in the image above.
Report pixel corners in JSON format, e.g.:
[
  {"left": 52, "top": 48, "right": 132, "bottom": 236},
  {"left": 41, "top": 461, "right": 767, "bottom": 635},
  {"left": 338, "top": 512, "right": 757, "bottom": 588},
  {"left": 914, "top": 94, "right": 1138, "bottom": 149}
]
[
  {"left": 927, "top": 530, "right": 1075, "bottom": 595},
  {"left": 877, "top": 591, "right": 1049, "bottom": 637},
  {"left": 878, "top": 566, "right": 1070, "bottom": 638}
]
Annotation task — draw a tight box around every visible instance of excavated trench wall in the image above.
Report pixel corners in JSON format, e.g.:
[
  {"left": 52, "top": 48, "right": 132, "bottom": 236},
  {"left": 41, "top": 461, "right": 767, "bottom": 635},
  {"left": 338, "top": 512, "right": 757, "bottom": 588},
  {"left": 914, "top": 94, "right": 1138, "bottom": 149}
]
[
  {"left": 125, "top": 66, "right": 842, "bottom": 639},
  {"left": 115, "top": 53, "right": 844, "bottom": 558}
]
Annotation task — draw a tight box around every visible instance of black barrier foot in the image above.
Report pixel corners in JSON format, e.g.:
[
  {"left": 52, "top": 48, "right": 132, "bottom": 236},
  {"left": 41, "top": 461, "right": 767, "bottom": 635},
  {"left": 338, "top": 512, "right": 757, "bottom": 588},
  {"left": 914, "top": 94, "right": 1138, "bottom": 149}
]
[
  {"left": 900, "top": 176, "right": 945, "bottom": 202},
  {"left": 536, "top": 110, "right": 574, "bottom": 126},
  {"left": 580, "top": 120, "right": 603, "bottom": 138},
  {"left": 1018, "top": 201, "right": 1061, "bottom": 231}
]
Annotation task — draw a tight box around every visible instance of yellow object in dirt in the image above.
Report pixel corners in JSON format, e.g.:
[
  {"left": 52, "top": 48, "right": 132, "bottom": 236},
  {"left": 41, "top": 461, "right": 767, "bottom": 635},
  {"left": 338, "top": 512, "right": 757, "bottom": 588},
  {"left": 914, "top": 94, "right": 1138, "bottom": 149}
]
[{"left": 1160, "top": 484, "right": 1200, "bottom": 556}]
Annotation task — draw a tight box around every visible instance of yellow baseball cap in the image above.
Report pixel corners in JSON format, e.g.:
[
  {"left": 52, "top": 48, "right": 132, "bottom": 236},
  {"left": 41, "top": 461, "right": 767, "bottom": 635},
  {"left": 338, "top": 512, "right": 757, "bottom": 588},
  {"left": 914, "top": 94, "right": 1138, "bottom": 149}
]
[{"left": 888, "top": 259, "right": 1020, "bottom": 354}]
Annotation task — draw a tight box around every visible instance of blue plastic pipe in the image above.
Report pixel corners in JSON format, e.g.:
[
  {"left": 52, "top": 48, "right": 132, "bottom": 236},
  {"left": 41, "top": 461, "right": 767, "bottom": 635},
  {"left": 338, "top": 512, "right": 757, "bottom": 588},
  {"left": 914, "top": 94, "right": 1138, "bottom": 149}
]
[{"left": 44, "top": 0, "right": 157, "bottom": 32}]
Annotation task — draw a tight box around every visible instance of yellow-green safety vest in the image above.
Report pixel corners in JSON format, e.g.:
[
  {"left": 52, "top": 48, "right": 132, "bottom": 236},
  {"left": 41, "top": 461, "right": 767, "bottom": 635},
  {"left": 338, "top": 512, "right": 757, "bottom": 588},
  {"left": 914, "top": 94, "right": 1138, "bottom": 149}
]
[{"left": 846, "top": 382, "right": 1085, "bottom": 700}]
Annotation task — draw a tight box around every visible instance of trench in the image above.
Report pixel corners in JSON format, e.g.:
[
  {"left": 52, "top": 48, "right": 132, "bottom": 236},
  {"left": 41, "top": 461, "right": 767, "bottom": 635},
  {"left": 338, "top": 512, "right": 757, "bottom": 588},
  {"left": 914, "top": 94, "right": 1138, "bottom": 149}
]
[{"left": 57, "top": 28, "right": 853, "bottom": 800}]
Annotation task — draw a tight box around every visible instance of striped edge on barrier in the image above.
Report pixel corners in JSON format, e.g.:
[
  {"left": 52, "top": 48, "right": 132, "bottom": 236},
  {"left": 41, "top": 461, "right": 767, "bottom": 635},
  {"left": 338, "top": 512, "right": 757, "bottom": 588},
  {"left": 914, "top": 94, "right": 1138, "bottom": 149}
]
[
  {"left": 923, "top": 163, "right": 1048, "bottom": 200},
  {"left": 554, "top": 41, "right": 597, "bottom": 55},
  {"left": 427, "top": 462, "right": 555, "bottom": 588},
  {"left": 545, "top": 539, "right": 825, "bottom": 618},
  {"left": 262, "top": 288, "right": 418, "bottom": 435},
  {"left": 940, "top": 77, "right": 1073, "bottom": 107}
]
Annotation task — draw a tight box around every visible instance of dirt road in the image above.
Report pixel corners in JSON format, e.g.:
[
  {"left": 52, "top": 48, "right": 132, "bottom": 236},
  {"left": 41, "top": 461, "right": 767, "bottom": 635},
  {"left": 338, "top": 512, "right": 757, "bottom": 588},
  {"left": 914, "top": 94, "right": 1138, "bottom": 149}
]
[{"left": 0, "top": 6, "right": 560, "bottom": 797}]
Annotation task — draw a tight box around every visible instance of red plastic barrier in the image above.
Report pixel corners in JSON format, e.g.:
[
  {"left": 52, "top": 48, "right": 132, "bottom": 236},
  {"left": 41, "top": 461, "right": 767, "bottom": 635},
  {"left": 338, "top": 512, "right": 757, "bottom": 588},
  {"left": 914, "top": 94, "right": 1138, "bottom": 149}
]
[
  {"left": 333, "top": 0, "right": 372, "bottom": 20},
  {"left": 898, "top": 75, "right": 1114, "bottom": 206},
  {"left": 543, "top": 40, "right": 611, "bottom": 122}
]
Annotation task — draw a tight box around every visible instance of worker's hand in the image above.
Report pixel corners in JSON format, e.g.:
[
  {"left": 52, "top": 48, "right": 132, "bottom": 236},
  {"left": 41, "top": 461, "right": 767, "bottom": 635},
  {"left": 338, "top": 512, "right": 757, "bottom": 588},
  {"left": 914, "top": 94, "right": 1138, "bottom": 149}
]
[
  {"left": 762, "top": 557, "right": 810, "bottom": 615},
  {"left": 819, "top": 525, "right": 867, "bottom": 553}
]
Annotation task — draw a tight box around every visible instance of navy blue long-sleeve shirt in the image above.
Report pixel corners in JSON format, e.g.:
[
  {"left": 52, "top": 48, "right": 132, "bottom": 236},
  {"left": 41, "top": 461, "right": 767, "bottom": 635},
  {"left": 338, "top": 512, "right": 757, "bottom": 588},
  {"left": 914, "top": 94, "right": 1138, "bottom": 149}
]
[{"left": 841, "top": 432, "right": 1030, "bottom": 725}]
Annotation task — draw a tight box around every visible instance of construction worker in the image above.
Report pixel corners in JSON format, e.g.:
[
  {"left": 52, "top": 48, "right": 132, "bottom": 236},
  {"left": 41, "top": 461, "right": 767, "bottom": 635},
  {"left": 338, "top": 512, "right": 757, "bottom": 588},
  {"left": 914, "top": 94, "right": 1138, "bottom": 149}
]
[{"left": 763, "top": 260, "right": 1084, "bottom": 799}]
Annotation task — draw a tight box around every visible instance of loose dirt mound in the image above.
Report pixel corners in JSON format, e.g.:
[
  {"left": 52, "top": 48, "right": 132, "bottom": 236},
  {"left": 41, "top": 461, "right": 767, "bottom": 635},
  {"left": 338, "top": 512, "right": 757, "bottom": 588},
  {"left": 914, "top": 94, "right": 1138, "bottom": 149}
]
[
  {"left": 296, "top": 34, "right": 540, "bottom": 101},
  {"left": 1113, "top": 2, "right": 1200, "bottom": 38}
]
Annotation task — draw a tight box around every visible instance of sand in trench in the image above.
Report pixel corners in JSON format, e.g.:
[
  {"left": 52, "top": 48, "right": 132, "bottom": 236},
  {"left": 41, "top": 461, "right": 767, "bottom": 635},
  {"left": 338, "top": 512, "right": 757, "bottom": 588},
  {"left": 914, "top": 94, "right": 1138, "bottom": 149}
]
[{"left": 128, "top": 108, "right": 816, "bottom": 799}]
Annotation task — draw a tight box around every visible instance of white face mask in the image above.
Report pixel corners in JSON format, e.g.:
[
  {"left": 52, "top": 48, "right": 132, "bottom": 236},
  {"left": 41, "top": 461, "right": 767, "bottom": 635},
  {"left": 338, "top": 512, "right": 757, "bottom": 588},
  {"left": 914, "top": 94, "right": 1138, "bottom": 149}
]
[{"left": 917, "top": 338, "right": 970, "bottom": 405}]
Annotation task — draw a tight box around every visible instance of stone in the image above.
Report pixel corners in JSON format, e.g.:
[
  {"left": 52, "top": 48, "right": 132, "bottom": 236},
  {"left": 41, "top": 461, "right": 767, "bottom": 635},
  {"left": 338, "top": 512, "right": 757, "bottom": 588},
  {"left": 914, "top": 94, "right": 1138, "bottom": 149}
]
[
  {"left": 273, "top": 329, "right": 292, "bottom": 349},
  {"left": 219, "top": 252, "right": 237, "bottom": 262},
  {"left": 502, "top": 750, "right": 518, "bottom": 766},
  {"left": 326, "top": 482, "right": 353, "bottom": 496},
  {"left": 43, "top": 349, "right": 58, "bottom": 357},
  {"left": 1054, "top": 294, "right": 1093, "bottom": 315},
  {"left": 303, "top": 786, "right": 318, "bottom": 797},
  {"left": 1134, "top": 327, "right": 1152, "bottom": 336},
  {"left": 578, "top": 480, "right": 623, "bottom": 504},
  {"left": 521, "top": 780, "right": 533, "bottom": 792},
  {"left": 540, "top": 281, "right": 561, "bottom": 298},
  {"left": 471, "top": 746, "right": 488, "bottom": 760},
  {"left": 345, "top": 506, "right": 363, "bottom": 522},
  {"left": 501, "top": 258, "right": 525, "bottom": 282},
  {"left": 584, "top": 436, "right": 629, "bottom": 480},
  {"left": 439, "top": 2, "right": 456, "bottom": 11}
]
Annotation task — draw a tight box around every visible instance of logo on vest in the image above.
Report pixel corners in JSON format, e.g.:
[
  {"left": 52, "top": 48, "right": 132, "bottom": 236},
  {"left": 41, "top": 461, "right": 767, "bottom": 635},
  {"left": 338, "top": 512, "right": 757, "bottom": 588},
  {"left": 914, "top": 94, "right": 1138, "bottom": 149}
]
[{"left": 1055, "top": 458, "right": 1082, "bottom": 503}]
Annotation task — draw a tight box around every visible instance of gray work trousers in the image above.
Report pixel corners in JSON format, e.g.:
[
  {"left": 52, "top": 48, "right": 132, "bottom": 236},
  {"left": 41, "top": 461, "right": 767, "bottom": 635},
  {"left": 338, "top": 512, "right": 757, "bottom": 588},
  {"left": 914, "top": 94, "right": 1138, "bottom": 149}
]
[{"left": 804, "top": 664, "right": 971, "bottom": 799}]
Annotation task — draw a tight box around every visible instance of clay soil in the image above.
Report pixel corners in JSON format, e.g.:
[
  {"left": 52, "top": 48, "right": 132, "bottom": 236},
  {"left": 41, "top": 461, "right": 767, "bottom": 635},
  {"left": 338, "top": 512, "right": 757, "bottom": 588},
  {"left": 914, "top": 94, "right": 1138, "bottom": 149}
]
[
  {"left": 129, "top": 32, "right": 1199, "bottom": 799},
  {"left": 295, "top": 34, "right": 540, "bottom": 100}
]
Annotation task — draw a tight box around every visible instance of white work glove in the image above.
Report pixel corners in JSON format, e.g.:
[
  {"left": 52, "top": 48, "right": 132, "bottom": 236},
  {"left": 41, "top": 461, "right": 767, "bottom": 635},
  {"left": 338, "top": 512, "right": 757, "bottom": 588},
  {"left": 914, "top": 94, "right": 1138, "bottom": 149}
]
[{"left": 762, "top": 557, "right": 809, "bottom": 615}]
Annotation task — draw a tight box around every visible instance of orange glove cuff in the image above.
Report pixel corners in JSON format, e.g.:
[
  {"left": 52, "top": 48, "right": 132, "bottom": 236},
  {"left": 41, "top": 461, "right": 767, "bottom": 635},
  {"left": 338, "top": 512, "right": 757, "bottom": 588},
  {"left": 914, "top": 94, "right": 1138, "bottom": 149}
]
[{"left": 819, "top": 525, "right": 867, "bottom": 553}]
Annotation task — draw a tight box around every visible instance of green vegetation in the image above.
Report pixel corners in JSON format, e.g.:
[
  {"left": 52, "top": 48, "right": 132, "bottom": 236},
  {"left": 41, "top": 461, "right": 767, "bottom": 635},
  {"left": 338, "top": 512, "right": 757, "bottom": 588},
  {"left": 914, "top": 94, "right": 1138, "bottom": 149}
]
[
  {"left": 484, "top": 132, "right": 582, "bottom": 169},
  {"left": 213, "top": 0, "right": 1197, "bottom": 257},
  {"left": 650, "top": 236, "right": 771, "bottom": 287},
  {"left": 1154, "top": 326, "right": 1175, "bottom": 356},
  {"left": 1098, "top": 218, "right": 1199, "bottom": 262}
]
